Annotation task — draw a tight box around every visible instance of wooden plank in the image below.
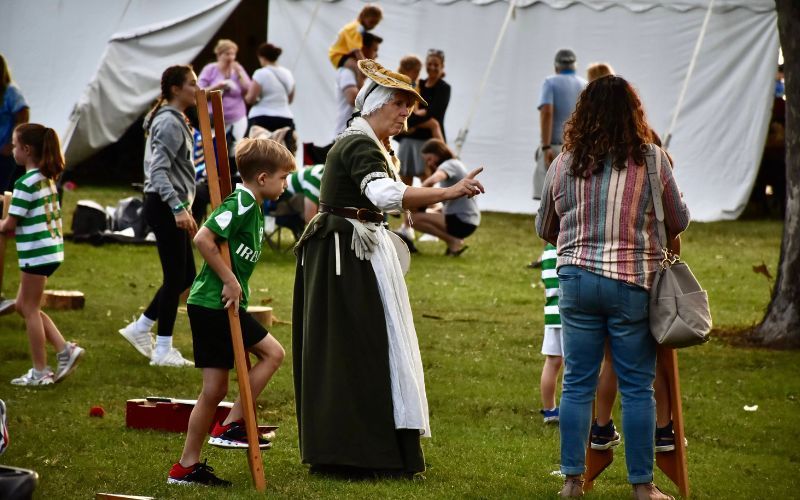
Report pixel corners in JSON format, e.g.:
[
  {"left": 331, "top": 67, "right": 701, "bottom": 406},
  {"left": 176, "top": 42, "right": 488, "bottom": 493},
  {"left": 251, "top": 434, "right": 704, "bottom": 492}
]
[
  {"left": 656, "top": 346, "right": 690, "bottom": 497},
  {"left": 0, "top": 191, "right": 12, "bottom": 295},
  {"left": 196, "top": 89, "right": 266, "bottom": 492}
]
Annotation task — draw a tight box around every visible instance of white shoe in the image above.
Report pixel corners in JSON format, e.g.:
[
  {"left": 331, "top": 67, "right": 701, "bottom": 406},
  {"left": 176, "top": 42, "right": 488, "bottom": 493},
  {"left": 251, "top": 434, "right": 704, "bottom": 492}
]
[
  {"left": 120, "top": 320, "right": 154, "bottom": 358},
  {"left": 55, "top": 342, "right": 85, "bottom": 382},
  {"left": 0, "top": 299, "right": 14, "bottom": 316},
  {"left": 0, "top": 399, "right": 8, "bottom": 455},
  {"left": 150, "top": 348, "right": 194, "bottom": 367},
  {"left": 11, "top": 368, "right": 54, "bottom": 386},
  {"left": 418, "top": 233, "right": 439, "bottom": 242}
]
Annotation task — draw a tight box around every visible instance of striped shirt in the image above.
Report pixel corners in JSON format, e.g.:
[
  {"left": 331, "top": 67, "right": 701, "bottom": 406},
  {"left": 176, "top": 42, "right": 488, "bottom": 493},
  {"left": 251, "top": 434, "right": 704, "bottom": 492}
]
[
  {"left": 287, "top": 164, "right": 324, "bottom": 205},
  {"left": 541, "top": 243, "right": 561, "bottom": 327},
  {"left": 536, "top": 146, "right": 690, "bottom": 290},
  {"left": 9, "top": 170, "right": 64, "bottom": 269}
]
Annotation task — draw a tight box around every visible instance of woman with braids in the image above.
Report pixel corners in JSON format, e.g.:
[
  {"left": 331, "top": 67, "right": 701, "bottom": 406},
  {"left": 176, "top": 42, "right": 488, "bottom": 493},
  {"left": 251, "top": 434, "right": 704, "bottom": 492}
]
[
  {"left": 536, "top": 75, "right": 689, "bottom": 500},
  {"left": 119, "top": 65, "right": 198, "bottom": 367},
  {"left": 0, "top": 123, "right": 84, "bottom": 386}
]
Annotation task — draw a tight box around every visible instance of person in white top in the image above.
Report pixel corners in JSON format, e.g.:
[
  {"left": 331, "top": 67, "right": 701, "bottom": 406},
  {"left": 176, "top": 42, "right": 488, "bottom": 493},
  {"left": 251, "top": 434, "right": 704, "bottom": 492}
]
[
  {"left": 332, "top": 32, "right": 382, "bottom": 139},
  {"left": 245, "top": 43, "right": 296, "bottom": 133}
]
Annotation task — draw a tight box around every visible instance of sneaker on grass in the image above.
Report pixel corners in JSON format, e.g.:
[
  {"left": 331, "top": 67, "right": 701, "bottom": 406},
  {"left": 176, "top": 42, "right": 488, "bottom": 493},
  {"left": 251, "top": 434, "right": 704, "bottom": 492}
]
[
  {"left": 655, "top": 421, "right": 687, "bottom": 452},
  {"left": 208, "top": 419, "right": 272, "bottom": 449},
  {"left": 11, "top": 368, "right": 54, "bottom": 386},
  {"left": 168, "top": 459, "right": 231, "bottom": 486},
  {"left": 590, "top": 419, "right": 622, "bottom": 450},
  {"left": 119, "top": 320, "right": 154, "bottom": 358},
  {"left": 540, "top": 407, "right": 559, "bottom": 424},
  {"left": 0, "top": 399, "right": 8, "bottom": 455},
  {"left": 55, "top": 342, "right": 85, "bottom": 382},
  {"left": 150, "top": 348, "right": 194, "bottom": 367}
]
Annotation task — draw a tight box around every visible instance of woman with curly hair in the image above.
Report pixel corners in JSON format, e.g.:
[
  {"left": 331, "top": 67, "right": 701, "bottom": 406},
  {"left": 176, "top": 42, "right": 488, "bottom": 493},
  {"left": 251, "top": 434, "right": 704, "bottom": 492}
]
[{"left": 536, "top": 75, "right": 689, "bottom": 500}]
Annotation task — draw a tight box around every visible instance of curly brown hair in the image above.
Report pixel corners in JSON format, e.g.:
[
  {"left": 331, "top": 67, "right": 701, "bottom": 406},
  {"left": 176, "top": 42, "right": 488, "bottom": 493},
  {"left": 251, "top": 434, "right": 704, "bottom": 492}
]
[{"left": 563, "top": 75, "right": 653, "bottom": 177}]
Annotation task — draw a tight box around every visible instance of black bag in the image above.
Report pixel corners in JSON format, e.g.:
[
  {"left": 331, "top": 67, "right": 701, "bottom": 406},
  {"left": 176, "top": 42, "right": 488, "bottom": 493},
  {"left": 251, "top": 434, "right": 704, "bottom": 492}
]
[
  {"left": 71, "top": 200, "right": 109, "bottom": 243},
  {"left": 112, "top": 196, "right": 147, "bottom": 237}
]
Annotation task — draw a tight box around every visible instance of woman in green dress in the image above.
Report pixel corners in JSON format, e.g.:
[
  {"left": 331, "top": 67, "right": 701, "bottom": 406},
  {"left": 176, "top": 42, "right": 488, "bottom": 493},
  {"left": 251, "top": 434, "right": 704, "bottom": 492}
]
[{"left": 293, "top": 60, "right": 484, "bottom": 476}]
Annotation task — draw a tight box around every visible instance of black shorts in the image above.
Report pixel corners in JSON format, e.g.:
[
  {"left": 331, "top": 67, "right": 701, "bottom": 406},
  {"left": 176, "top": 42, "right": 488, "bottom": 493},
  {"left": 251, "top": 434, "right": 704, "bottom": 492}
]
[
  {"left": 445, "top": 214, "right": 477, "bottom": 239},
  {"left": 21, "top": 263, "right": 60, "bottom": 277},
  {"left": 187, "top": 304, "right": 270, "bottom": 369}
]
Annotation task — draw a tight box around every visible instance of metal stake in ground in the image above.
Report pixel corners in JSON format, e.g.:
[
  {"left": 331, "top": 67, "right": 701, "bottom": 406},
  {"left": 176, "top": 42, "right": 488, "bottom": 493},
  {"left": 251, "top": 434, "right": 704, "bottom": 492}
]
[{"left": 195, "top": 89, "right": 267, "bottom": 492}]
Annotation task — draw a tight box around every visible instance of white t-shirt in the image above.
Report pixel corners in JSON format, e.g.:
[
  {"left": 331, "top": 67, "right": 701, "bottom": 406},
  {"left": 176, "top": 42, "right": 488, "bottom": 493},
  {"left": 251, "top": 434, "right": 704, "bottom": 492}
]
[
  {"left": 248, "top": 65, "right": 295, "bottom": 119},
  {"left": 334, "top": 67, "right": 358, "bottom": 137}
]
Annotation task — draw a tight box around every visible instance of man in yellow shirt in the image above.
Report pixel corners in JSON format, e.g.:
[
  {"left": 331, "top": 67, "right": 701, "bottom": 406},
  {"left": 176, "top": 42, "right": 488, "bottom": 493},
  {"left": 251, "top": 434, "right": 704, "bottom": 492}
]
[{"left": 328, "top": 4, "right": 383, "bottom": 68}]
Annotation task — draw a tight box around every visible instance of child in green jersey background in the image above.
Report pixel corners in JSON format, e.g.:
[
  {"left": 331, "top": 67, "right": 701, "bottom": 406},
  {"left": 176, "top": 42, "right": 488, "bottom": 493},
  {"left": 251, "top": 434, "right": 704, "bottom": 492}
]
[
  {"left": 0, "top": 123, "right": 84, "bottom": 386},
  {"left": 539, "top": 242, "right": 562, "bottom": 424},
  {"left": 168, "top": 137, "right": 294, "bottom": 486}
]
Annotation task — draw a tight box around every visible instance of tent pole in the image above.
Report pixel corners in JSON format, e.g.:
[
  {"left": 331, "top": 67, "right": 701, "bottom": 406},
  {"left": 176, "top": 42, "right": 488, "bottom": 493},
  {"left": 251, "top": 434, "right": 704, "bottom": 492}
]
[
  {"left": 454, "top": 0, "right": 517, "bottom": 156},
  {"left": 663, "top": 0, "right": 716, "bottom": 150},
  {"left": 291, "top": 0, "right": 324, "bottom": 72}
]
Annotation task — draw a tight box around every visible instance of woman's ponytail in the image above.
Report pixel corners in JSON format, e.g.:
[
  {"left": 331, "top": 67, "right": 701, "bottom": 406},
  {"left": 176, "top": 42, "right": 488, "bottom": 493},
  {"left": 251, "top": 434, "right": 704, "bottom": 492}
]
[{"left": 40, "top": 128, "right": 65, "bottom": 179}]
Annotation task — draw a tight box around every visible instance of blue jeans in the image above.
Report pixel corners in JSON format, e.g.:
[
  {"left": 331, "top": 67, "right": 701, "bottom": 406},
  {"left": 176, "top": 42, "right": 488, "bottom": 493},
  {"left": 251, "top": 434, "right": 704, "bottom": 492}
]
[{"left": 558, "top": 265, "right": 656, "bottom": 484}]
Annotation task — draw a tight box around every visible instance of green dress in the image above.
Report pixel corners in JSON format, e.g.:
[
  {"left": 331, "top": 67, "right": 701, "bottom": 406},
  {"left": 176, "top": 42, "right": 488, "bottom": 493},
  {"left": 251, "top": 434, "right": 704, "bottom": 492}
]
[{"left": 292, "top": 131, "right": 426, "bottom": 474}]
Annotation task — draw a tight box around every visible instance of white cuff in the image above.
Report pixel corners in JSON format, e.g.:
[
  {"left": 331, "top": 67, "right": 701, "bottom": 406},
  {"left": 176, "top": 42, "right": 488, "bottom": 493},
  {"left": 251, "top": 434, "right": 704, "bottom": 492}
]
[{"left": 365, "top": 177, "right": 407, "bottom": 212}]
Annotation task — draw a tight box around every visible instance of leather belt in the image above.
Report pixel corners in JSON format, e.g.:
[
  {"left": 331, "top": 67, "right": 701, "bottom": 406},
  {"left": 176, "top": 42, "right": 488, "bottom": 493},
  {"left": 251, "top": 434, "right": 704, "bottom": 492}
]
[{"left": 319, "top": 203, "right": 384, "bottom": 223}]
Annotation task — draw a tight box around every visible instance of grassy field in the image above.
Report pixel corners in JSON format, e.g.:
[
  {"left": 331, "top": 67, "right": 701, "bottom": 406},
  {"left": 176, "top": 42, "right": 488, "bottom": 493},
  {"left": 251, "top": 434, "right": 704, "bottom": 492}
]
[{"left": 0, "top": 185, "right": 797, "bottom": 499}]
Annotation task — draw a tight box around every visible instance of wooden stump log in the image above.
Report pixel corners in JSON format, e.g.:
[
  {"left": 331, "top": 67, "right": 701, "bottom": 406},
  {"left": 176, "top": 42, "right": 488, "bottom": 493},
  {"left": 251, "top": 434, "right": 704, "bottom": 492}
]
[
  {"left": 247, "top": 306, "right": 273, "bottom": 328},
  {"left": 41, "top": 290, "right": 85, "bottom": 310}
]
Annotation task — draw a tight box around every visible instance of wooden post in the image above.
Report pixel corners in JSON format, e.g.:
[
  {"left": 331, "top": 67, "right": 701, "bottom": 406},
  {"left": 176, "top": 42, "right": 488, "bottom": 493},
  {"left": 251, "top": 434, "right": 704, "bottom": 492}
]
[
  {"left": 196, "top": 89, "right": 266, "bottom": 492},
  {"left": 655, "top": 346, "right": 690, "bottom": 497},
  {"left": 584, "top": 346, "right": 689, "bottom": 497},
  {"left": 0, "top": 191, "right": 12, "bottom": 295}
]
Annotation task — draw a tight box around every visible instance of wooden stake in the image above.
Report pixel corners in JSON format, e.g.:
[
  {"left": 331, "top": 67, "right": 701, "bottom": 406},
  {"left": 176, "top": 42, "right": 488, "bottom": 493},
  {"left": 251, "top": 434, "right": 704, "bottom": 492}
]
[
  {"left": 0, "top": 191, "right": 12, "bottom": 295},
  {"left": 584, "top": 345, "right": 690, "bottom": 497},
  {"left": 196, "top": 89, "right": 266, "bottom": 492}
]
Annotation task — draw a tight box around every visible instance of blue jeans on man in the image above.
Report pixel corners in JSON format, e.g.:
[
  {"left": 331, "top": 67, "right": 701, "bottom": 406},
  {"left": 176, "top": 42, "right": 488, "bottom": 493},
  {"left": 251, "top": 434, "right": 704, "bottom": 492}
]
[{"left": 557, "top": 265, "right": 657, "bottom": 484}]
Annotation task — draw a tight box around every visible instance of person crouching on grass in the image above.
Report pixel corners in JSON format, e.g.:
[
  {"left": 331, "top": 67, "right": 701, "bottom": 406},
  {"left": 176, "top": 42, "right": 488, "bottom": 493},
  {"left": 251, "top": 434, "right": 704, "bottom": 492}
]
[
  {"left": 0, "top": 124, "right": 84, "bottom": 386},
  {"left": 167, "top": 137, "right": 294, "bottom": 487}
]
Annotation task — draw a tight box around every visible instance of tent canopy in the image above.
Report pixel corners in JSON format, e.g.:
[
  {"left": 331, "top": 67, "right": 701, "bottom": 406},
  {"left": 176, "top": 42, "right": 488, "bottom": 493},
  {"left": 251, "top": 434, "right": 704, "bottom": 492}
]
[
  {"left": 270, "top": 0, "right": 778, "bottom": 221},
  {"left": 0, "top": 0, "right": 240, "bottom": 165}
]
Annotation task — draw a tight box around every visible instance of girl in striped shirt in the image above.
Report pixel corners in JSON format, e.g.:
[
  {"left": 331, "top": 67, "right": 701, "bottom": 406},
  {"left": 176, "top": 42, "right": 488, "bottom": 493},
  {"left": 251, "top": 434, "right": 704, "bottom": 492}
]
[{"left": 0, "top": 123, "right": 84, "bottom": 386}]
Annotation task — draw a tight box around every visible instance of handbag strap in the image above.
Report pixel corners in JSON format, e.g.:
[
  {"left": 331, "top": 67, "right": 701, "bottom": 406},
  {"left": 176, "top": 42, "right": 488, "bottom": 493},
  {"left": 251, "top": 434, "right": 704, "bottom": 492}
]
[{"left": 644, "top": 144, "right": 668, "bottom": 249}]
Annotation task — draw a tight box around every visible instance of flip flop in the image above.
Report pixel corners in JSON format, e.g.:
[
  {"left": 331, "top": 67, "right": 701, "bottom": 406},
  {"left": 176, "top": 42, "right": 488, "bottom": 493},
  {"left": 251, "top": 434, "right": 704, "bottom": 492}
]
[{"left": 446, "top": 245, "right": 469, "bottom": 257}]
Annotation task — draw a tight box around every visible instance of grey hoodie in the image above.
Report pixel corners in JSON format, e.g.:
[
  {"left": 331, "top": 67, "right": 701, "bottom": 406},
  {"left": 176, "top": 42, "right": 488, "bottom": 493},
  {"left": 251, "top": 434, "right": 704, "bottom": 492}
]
[{"left": 142, "top": 105, "right": 196, "bottom": 210}]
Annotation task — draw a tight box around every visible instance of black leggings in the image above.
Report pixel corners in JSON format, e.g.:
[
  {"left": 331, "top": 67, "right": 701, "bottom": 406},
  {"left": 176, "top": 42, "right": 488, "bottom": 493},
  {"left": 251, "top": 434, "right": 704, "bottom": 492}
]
[{"left": 143, "top": 193, "right": 196, "bottom": 337}]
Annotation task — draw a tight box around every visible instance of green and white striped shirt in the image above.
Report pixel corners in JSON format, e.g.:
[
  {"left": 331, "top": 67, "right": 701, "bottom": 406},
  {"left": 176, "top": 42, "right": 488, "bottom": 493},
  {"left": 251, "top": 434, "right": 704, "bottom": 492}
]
[
  {"left": 9, "top": 170, "right": 64, "bottom": 269},
  {"left": 286, "top": 164, "right": 324, "bottom": 205},
  {"left": 541, "top": 243, "right": 560, "bottom": 328}
]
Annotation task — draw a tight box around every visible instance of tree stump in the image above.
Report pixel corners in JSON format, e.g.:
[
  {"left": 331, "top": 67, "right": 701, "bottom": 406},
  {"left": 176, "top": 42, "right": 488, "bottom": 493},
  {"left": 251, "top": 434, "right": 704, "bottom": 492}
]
[
  {"left": 41, "top": 290, "right": 85, "bottom": 310},
  {"left": 247, "top": 306, "right": 273, "bottom": 328}
]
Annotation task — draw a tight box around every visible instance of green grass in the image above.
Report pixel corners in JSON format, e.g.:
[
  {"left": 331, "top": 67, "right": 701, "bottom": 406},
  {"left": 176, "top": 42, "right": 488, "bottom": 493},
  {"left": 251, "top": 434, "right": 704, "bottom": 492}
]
[{"left": 0, "top": 185, "right": 797, "bottom": 499}]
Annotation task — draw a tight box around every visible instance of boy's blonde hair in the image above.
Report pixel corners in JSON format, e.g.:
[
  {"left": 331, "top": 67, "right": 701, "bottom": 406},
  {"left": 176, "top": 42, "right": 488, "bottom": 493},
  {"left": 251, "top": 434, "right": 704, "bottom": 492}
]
[{"left": 235, "top": 138, "right": 295, "bottom": 180}]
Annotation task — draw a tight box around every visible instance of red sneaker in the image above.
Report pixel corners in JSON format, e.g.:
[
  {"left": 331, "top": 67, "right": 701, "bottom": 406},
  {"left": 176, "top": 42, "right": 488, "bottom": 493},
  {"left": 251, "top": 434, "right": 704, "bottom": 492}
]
[
  {"left": 208, "top": 419, "right": 271, "bottom": 449},
  {"left": 167, "top": 459, "right": 231, "bottom": 486}
]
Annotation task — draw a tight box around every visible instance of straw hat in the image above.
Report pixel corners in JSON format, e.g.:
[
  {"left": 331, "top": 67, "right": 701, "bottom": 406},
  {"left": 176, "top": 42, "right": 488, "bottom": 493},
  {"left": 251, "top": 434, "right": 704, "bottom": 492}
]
[{"left": 357, "top": 59, "right": 428, "bottom": 106}]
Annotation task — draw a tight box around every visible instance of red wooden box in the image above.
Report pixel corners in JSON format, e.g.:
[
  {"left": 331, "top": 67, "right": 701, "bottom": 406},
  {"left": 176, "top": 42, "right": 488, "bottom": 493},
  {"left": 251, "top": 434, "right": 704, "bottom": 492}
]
[{"left": 126, "top": 398, "right": 232, "bottom": 433}]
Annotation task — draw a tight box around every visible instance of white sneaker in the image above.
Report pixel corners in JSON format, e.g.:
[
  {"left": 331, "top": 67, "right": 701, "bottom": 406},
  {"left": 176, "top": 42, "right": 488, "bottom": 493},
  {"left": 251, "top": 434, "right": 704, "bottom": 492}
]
[
  {"left": 11, "top": 368, "right": 54, "bottom": 386},
  {"left": 55, "top": 342, "right": 85, "bottom": 382},
  {"left": 150, "top": 348, "right": 194, "bottom": 367},
  {"left": 0, "top": 299, "right": 14, "bottom": 316},
  {"left": 0, "top": 399, "right": 8, "bottom": 455},
  {"left": 418, "top": 233, "right": 439, "bottom": 242},
  {"left": 120, "top": 320, "right": 154, "bottom": 358}
]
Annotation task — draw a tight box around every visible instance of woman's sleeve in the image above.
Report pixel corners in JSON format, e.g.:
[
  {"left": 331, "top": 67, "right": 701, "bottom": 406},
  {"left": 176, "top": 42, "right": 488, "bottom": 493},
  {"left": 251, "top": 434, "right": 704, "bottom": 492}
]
[
  {"left": 198, "top": 64, "right": 216, "bottom": 89},
  {"left": 658, "top": 147, "right": 691, "bottom": 235},
  {"left": 365, "top": 178, "right": 407, "bottom": 212},
  {"left": 535, "top": 154, "right": 561, "bottom": 244},
  {"left": 427, "top": 82, "right": 451, "bottom": 122},
  {"left": 148, "top": 120, "right": 185, "bottom": 209}
]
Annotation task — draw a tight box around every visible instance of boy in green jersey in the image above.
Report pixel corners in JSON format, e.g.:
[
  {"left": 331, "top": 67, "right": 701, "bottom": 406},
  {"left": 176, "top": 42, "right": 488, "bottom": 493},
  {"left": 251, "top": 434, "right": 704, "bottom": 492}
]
[{"left": 168, "top": 137, "right": 295, "bottom": 487}]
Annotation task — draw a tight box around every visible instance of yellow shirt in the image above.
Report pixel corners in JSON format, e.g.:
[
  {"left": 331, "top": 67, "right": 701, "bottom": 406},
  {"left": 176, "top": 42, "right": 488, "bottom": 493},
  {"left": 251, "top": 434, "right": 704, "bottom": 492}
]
[{"left": 328, "top": 20, "right": 363, "bottom": 68}]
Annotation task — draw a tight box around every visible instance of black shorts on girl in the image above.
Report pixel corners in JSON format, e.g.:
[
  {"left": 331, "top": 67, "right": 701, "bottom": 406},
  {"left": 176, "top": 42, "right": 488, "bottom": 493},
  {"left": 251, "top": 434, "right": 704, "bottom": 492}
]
[
  {"left": 445, "top": 214, "right": 477, "bottom": 239},
  {"left": 187, "top": 304, "right": 269, "bottom": 369},
  {"left": 21, "top": 263, "right": 60, "bottom": 277}
]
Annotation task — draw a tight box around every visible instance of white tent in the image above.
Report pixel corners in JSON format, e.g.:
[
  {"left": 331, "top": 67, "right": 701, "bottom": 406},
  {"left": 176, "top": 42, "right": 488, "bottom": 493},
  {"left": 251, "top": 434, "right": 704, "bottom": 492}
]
[
  {"left": 0, "top": 0, "right": 241, "bottom": 166},
  {"left": 269, "top": 0, "right": 779, "bottom": 221}
]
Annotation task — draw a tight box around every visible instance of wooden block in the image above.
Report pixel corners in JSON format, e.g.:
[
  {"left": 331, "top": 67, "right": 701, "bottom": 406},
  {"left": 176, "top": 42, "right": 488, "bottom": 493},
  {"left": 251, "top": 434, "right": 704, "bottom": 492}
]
[
  {"left": 41, "top": 290, "right": 85, "bottom": 310},
  {"left": 248, "top": 306, "right": 273, "bottom": 327}
]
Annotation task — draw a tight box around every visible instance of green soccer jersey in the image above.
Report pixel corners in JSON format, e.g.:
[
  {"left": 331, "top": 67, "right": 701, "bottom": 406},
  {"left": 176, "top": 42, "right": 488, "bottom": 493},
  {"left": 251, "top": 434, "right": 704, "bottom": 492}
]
[{"left": 187, "top": 185, "right": 264, "bottom": 310}]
